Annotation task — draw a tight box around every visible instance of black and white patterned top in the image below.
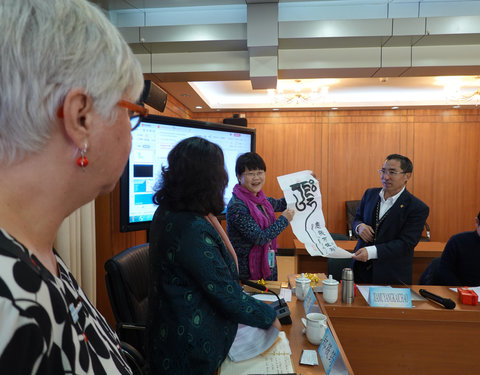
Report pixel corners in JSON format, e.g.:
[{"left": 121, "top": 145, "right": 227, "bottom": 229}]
[{"left": 0, "top": 228, "right": 132, "bottom": 375}]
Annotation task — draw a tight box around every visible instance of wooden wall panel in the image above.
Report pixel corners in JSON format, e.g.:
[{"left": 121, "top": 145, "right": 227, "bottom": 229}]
[
  {"left": 317, "top": 112, "right": 330, "bottom": 228},
  {"left": 412, "top": 109, "right": 480, "bottom": 240},
  {"left": 324, "top": 110, "right": 408, "bottom": 236}
]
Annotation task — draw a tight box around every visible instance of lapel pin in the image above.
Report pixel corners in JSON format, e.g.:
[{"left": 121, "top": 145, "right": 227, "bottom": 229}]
[{"left": 400, "top": 204, "right": 404, "bottom": 208}]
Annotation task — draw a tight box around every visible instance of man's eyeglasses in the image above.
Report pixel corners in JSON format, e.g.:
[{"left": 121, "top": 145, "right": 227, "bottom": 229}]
[
  {"left": 243, "top": 171, "right": 265, "bottom": 178},
  {"left": 378, "top": 169, "right": 406, "bottom": 176},
  {"left": 118, "top": 99, "right": 149, "bottom": 131}
]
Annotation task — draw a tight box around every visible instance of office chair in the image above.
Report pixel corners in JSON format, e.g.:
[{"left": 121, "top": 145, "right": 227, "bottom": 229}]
[
  {"left": 120, "top": 342, "right": 148, "bottom": 375},
  {"left": 345, "top": 200, "right": 361, "bottom": 240},
  {"left": 105, "top": 243, "right": 150, "bottom": 374}
]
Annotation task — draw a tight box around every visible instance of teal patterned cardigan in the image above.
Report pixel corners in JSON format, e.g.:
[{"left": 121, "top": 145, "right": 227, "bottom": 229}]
[{"left": 146, "top": 206, "right": 276, "bottom": 375}]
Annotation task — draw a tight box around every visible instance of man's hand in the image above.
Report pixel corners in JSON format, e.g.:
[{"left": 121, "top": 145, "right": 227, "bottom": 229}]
[
  {"left": 352, "top": 247, "right": 369, "bottom": 262},
  {"left": 357, "top": 223, "right": 374, "bottom": 243}
]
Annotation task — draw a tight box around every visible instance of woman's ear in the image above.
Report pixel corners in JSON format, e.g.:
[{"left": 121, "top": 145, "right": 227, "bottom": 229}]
[{"left": 61, "top": 88, "right": 94, "bottom": 147}]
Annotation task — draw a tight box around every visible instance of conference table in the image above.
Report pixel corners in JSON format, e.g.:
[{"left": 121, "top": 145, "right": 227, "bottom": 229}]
[
  {"left": 318, "top": 285, "right": 480, "bottom": 375},
  {"left": 293, "top": 239, "right": 446, "bottom": 284},
  {"left": 220, "top": 282, "right": 479, "bottom": 375}
]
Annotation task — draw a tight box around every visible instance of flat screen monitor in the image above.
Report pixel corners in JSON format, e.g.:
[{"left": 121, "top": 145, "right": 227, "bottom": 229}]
[{"left": 119, "top": 114, "right": 255, "bottom": 232}]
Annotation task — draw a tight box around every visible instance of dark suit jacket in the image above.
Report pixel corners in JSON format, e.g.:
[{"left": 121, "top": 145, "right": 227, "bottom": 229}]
[{"left": 352, "top": 187, "right": 429, "bottom": 284}]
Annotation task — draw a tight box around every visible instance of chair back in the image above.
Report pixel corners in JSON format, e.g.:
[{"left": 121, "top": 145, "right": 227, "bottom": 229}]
[
  {"left": 345, "top": 200, "right": 361, "bottom": 240},
  {"left": 419, "top": 222, "right": 431, "bottom": 241},
  {"left": 327, "top": 258, "right": 353, "bottom": 282},
  {"left": 104, "top": 243, "right": 149, "bottom": 353},
  {"left": 330, "top": 233, "right": 349, "bottom": 241}
]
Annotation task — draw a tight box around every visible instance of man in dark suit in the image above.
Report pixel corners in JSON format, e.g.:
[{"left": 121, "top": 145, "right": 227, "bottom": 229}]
[{"left": 352, "top": 154, "right": 429, "bottom": 284}]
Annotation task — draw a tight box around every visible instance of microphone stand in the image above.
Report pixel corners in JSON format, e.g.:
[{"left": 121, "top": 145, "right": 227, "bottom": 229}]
[{"left": 241, "top": 279, "right": 292, "bottom": 325}]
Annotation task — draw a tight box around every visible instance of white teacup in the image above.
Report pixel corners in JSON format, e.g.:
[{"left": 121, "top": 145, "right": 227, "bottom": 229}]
[
  {"left": 301, "top": 312, "right": 327, "bottom": 345},
  {"left": 322, "top": 274, "right": 339, "bottom": 304},
  {"left": 295, "top": 275, "right": 311, "bottom": 301}
]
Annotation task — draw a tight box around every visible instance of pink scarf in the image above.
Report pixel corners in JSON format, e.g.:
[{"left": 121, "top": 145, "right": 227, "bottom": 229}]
[
  {"left": 232, "top": 184, "right": 277, "bottom": 279},
  {"left": 204, "top": 213, "right": 239, "bottom": 273}
]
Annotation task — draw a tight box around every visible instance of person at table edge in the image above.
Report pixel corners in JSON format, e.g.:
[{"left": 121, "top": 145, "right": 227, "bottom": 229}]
[{"left": 437, "top": 210, "right": 480, "bottom": 286}]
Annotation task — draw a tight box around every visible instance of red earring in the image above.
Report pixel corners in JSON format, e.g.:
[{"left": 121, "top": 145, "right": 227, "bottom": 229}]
[{"left": 76, "top": 144, "right": 88, "bottom": 170}]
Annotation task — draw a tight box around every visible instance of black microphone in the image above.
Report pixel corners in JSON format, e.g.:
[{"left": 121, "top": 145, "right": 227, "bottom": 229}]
[
  {"left": 241, "top": 279, "right": 292, "bottom": 325},
  {"left": 419, "top": 289, "right": 456, "bottom": 310}
]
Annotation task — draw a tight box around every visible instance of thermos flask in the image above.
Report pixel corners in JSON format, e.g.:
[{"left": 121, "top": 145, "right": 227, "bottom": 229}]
[{"left": 341, "top": 268, "right": 354, "bottom": 304}]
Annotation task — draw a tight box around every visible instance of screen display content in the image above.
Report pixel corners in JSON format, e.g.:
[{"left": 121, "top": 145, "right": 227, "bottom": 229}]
[{"left": 119, "top": 115, "right": 255, "bottom": 232}]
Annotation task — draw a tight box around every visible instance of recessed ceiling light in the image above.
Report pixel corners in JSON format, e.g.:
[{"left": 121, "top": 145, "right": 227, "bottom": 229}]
[
  {"left": 391, "top": 106, "right": 399, "bottom": 109},
  {"left": 195, "top": 106, "right": 203, "bottom": 109},
  {"left": 331, "top": 107, "right": 338, "bottom": 110},
  {"left": 272, "top": 108, "right": 279, "bottom": 111},
  {"left": 452, "top": 105, "right": 461, "bottom": 108}
]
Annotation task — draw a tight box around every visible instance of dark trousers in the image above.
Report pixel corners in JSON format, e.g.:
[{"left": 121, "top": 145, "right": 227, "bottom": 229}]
[{"left": 353, "top": 259, "right": 373, "bottom": 283}]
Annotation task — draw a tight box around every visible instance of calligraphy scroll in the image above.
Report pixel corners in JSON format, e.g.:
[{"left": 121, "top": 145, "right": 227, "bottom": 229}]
[{"left": 277, "top": 170, "right": 351, "bottom": 258}]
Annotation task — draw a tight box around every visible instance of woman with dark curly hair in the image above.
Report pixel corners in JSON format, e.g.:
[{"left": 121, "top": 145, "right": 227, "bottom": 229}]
[{"left": 146, "top": 137, "right": 280, "bottom": 375}]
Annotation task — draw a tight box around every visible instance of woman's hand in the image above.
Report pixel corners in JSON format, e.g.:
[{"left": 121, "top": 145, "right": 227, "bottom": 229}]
[
  {"left": 272, "top": 318, "right": 282, "bottom": 330},
  {"left": 281, "top": 208, "right": 295, "bottom": 222}
]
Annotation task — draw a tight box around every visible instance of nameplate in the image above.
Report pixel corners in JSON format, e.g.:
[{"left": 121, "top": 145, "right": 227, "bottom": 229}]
[
  {"left": 368, "top": 287, "right": 412, "bottom": 308},
  {"left": 303, "top": 286, "right": 316, "bottom": 315},
  {"left": 318, "top": 327, "right": 339, "bottom": 375}
]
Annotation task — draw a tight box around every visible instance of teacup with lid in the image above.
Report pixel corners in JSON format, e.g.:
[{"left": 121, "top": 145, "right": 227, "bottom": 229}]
[
  {"left": 322, "top": 274, "right": 339, "bottom": 303},
  {"left": 295, "top": 273, "right": 311, "bottom": 301}
]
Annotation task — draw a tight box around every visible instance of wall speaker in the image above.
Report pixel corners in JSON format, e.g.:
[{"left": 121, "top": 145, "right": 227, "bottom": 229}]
[
  {"left": 223, "top": 114, "right": 247, "bottom": 127},
  {"left": 142, "top": 80, "right": 167, "bottom": 112}
]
